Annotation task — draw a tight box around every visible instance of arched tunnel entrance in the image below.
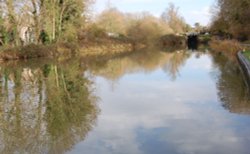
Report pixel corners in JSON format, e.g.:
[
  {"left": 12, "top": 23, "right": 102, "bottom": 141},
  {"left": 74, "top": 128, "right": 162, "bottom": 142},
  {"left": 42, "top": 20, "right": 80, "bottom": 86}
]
[{"left": 187, "top": 33, "right": 198, "bottom": 50}]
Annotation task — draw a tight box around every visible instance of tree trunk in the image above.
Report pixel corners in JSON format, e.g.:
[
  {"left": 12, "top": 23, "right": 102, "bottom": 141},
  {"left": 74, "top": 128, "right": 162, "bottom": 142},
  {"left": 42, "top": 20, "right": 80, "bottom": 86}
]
[
  {"left": 6, "top": 0, "right": 19, "bottom": 46},
  {"left": 31, "top": 0, "right": 40, "bottom": 44}
]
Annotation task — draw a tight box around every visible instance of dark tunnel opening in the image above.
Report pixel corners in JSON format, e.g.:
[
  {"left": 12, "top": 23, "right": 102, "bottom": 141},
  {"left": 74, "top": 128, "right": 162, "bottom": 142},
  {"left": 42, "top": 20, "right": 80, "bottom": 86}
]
[{"left": 187, "top": 35, "right": 198, "bottom": 50}]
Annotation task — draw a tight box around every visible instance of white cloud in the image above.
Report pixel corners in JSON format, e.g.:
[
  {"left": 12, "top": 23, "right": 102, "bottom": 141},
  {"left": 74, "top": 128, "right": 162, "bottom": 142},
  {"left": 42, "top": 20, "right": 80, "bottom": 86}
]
[
  {"left": 188, "top": 6, "right": 212, "bottom": 26},
  {"left": 67, "top": 53, "right": 250, "bottom": 154}
]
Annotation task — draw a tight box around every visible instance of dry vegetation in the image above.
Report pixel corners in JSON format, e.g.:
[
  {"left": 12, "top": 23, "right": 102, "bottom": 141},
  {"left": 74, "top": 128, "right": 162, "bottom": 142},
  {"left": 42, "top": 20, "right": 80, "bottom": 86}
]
[
  {"left": 0, "top": 1, "right": 189, "bottom": 61},
  {"left": 0, "top": 45, "right": 56, "bottom": 61},
  {"left": 209, "top": 0, "right": 250, "bottom": 59},
  {"left": 209, "top": 39, "right": 243, "bottom": 59},
  {"left": 210, "top": 0, "right": 250, "bottom": 41},
  {"left": 94, "top": 3, "right": 189, "bottom": 47}
]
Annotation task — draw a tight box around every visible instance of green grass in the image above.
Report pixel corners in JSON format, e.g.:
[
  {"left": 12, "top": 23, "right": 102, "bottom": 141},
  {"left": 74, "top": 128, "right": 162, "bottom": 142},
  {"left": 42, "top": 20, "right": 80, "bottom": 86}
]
[{"left": 243, "top": 50, "right": 250, "bottom": 61}]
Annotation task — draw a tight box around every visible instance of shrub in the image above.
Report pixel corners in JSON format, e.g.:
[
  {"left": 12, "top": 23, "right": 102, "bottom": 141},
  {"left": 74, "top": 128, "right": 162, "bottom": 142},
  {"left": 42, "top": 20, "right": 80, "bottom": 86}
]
[
  {"left": 126, "top": 16, "right": 165, "bottom": 47},
  {"left": 160, "top": 34, "right": 186, "bottom": 47},
  {"left": 0, "top": 44, "right": 55, "bottom": 60},
  {"left": 198, "top": 35, "right": 211, "bottom": 44},
  {"left": 77, "top": 24, "right": 108, "bottom": 44}
]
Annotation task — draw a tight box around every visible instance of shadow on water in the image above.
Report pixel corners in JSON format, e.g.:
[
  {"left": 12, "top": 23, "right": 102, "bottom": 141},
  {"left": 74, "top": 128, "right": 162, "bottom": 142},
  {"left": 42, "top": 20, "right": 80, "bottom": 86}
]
[{"left": 0, "top": 60, "right": 99, "bottom": 154}]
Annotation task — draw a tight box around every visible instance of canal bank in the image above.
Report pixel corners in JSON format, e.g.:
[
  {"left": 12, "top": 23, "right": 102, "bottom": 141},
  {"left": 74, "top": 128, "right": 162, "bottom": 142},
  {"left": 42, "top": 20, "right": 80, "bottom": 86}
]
[
  {"left": 0, "top": 41, "right": 134, "bottom": 61},
  {"left": 237, "top": 51, "right": 250, "bottom": 87}
]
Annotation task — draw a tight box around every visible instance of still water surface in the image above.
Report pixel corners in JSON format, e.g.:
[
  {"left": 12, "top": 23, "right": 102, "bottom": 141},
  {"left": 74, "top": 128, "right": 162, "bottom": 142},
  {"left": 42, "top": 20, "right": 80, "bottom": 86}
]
[{"left": 0, "top": 49, "right": 250, "bottom": 154}]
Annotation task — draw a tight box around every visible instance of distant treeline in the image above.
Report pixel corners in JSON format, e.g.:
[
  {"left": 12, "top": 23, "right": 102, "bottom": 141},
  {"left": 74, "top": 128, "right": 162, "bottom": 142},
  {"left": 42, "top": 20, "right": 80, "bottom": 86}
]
[
  {"left": 0, "top": 1, "right": 192, "bottom": 48},
  {"left": 93, "top": 3, "right": 190, "bottom": 46}
]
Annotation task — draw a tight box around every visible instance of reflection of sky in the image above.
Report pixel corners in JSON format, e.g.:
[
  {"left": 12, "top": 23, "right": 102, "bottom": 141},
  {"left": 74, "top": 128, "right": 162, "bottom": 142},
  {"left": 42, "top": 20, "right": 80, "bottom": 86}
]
[{"left": 68, "top": 53, "right": 250, "bottom": 154}]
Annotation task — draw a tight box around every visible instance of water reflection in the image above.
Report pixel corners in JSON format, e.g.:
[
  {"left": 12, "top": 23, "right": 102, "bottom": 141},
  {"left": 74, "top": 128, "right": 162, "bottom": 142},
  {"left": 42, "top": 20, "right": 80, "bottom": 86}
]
[
  {"left": 0, "top": 60, "right": 99, "bottom": 154},
  {"left": 85, "top": 50, "right": 250, "bottom": 114},
  {"left": 70, "top": 50, "right": 250, "bottom": 154},
  {"left": 87, "top": 50, "right": 192, "bottom": 81},
  {"left": 162, "top": 50, "right": 191, "bottom": 80},
  {"left": 211, "top": 53, "right": 250, "bottom": 114},
  {"left": 0, "top": 49, "right": 250, "bottom": 154}
]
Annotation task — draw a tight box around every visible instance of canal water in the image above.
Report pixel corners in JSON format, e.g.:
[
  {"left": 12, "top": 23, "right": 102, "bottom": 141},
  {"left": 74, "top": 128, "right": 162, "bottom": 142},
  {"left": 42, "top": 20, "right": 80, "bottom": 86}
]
[{"left": 0, "top": 49, "right": 250, "bottom": 154}]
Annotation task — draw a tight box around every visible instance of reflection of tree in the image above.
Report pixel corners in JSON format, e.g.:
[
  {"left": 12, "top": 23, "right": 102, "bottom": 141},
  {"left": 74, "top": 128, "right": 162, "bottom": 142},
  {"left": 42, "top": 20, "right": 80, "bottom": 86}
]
[
  {"left": 211, "top": 53, "right": 250, "bottom": 114},
  {"left": 162, "top": 51, "right": 191, "bottom": 80},
  {"left": 87, "top": 49, "right": 190, "bottom": 81},
  {"left": 0, "top": 61, "right": 99, "bottom": 153},
  {"left": 86, "top": 50, "right": 166, "bottom": 81}
]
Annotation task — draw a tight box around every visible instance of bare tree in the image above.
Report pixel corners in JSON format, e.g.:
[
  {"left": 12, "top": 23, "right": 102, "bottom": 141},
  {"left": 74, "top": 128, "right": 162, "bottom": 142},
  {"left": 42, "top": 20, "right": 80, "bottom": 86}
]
[{"left": 161, "top": 3, "right": 187, "bottom": 34}]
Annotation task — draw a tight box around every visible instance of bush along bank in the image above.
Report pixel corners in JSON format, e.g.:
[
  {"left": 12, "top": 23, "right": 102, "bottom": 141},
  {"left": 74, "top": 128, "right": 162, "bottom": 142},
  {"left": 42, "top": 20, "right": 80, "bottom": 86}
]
[
  {"left": 209, "top": 39, "right": 242, "bottom": 56},
  {"left": 0, "top": 44, "right": 56, "bottom": 61},
  {"left": 0, "top": 40, "right": 134, "bottom": 61},
  {"left": 0, "top": 32, "right": 188, "bottom": 61}
]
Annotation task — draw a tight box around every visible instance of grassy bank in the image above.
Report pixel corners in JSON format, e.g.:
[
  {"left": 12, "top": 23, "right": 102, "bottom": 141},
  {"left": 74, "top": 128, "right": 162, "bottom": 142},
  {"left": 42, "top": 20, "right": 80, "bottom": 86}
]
[{"left": 243, "top": 50, "right": 250, "bottom": 61}]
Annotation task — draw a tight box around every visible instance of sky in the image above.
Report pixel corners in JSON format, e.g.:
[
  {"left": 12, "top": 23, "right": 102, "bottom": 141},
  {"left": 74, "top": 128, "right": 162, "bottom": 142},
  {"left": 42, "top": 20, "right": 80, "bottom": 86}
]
[{"left": 93, "top": 0, "right": 215, "bottom": 26}]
